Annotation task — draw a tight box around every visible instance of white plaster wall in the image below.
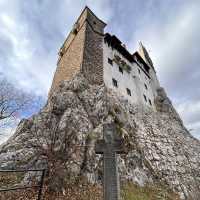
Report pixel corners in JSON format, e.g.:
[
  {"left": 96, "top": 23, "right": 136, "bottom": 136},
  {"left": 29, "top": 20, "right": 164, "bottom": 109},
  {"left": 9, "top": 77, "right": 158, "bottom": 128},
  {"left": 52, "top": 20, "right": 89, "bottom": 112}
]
[
  {"left": 103, "top": 42, "right": 157, "bottom": 109},
  {"left": 149, "top": 68, "right": 160, "bottom": 97}
]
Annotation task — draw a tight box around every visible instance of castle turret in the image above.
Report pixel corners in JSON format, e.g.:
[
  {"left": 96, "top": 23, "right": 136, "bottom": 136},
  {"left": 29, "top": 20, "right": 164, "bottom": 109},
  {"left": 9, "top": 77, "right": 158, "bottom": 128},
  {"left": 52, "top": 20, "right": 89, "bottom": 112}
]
[
  {"left": 49, "top": 6, "right": 106, "bottom": 96},
  {"left": 138, "top": 42, "right": 154, "bottom": 68},
  {"left": 138, "top": 42, "right": 160, "bottom": 96}
]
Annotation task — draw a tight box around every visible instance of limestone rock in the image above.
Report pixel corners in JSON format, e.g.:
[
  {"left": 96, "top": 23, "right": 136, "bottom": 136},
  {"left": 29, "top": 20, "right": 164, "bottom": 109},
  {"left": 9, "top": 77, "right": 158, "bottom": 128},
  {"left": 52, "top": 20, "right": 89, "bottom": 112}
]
[{"left": 0, "top": 74, "right": 200, "bottom": 199}]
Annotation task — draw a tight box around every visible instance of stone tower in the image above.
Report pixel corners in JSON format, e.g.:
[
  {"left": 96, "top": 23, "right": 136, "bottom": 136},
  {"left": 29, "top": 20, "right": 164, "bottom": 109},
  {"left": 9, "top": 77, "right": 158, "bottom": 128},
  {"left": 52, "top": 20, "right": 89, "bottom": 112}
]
[{"left": 49, "top": 7, "right": 106, "bottom": 96}]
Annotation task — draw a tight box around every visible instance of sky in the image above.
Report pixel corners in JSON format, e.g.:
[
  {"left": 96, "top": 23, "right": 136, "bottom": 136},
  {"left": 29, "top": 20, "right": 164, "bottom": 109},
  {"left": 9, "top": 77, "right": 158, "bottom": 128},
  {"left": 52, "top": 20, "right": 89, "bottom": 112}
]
[{"left": 0, "top": 0, "right": 199, "bottom": 140}]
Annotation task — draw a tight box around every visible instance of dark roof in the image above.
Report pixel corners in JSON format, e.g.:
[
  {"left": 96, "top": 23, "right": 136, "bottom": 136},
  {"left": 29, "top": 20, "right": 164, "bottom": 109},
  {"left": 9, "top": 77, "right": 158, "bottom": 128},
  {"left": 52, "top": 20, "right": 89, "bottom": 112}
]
[
  {"left": 104, "top": 33, "right": 150, "bottom": 74},
  {"left": 104, "top": 33, "right": 134, "bottom": 63},
  {"left": 132, "top": 52, "right": 150, "bottom": 73}
]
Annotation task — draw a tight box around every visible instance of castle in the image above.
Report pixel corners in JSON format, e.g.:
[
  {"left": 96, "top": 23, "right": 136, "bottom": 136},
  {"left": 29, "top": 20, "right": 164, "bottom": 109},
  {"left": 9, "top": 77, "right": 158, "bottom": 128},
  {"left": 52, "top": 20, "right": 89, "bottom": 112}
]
[
  {"left": 50, "top": 7, "right": 160, "bottom": 108},
  {"left": 1, "top": 7, "right": 200, "bottom": 199}
]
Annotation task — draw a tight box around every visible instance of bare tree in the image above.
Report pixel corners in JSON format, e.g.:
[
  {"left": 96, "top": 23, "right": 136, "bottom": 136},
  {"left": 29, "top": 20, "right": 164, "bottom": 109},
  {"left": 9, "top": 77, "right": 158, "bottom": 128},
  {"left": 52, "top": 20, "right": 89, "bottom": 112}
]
[
  {"left": 0, "top": 77, "right": 44, "bottom": 134},
  {"left": 0, "top": 78, "right": 29, "bottom": 120},
  {"left": 26, "top": 111, "right": 83, "bottom": 192}
]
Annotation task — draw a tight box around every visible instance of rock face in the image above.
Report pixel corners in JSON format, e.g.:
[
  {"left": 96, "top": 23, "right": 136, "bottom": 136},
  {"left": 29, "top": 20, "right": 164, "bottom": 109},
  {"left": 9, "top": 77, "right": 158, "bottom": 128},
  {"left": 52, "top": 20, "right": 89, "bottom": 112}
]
[{"left": 0, "top": 74, "right": 200, "bottom": 199}]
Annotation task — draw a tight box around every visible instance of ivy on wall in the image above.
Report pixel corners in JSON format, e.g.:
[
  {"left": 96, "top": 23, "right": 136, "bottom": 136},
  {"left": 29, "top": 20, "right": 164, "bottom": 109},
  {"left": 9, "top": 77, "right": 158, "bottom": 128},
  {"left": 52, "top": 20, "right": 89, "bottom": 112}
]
[{"left": 113, "top": 54, "right": 132, "bottom": 73}]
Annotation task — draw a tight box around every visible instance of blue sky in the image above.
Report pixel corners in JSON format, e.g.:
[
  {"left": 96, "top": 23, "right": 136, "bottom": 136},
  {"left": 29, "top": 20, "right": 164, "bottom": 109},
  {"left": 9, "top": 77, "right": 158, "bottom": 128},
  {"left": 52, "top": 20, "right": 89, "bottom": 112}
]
[{"left": 0, "top": 0, "right": 200, "bottom": 139}]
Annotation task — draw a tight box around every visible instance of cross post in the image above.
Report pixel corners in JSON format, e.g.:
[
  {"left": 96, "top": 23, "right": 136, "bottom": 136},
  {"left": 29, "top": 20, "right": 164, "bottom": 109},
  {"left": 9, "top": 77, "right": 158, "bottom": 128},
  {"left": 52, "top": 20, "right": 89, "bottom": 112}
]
[{"left": 95, "top": 122, "right": 126, "bottom": 200}]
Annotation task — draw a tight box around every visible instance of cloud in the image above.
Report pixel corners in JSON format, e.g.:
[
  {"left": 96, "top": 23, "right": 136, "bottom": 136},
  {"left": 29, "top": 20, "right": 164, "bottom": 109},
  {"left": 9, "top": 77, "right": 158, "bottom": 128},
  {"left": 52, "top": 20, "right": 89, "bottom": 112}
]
[
  {"left": 187, "top": 121, "right": 200, "bottom": 139},
  {"left": 0, "top": 1, "right": 52, "bottom": 96},
  {"left": 0, "top": 126, "right": 16, "bottom": 145},
  {"left": 0, "top": 118, "right": 19, "bottom": 145},
  {"left": 176, "top": 99, "right": 200, "bottom": 138}
]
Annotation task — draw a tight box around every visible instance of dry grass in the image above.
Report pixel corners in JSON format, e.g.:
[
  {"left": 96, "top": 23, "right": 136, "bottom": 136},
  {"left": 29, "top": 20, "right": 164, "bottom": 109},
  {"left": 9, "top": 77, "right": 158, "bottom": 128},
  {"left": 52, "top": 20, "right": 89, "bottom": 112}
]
[
  {"left": 0, "top": 174, "right": 180, "bottom": 200},
  {"left": 121, "top": 182, "right": 181, "bottom": 200},
  {"left": 0, "top": 172, "right": 25, "bottom": 188},
  {"left": 0, "top": 174, "right": 102, "bottom": 200},
  {"left": 0, "top": 183, "right": 102, "bottom": 200}
]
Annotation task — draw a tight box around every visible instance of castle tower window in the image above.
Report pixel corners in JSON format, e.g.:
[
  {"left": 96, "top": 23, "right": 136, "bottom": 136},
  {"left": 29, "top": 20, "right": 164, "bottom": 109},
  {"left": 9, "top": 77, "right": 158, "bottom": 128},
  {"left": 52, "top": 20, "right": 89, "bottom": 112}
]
[
  {"left": 144, "top": 83, "right": 148, "bottom": 90},
  {"left": 143, "top": 94, "right": 147, "bottom": 102},
  {"left": 149, "top": 99, "right": 152, "bottom": 106},
  {"left": 138, "top": 68, "right": 141, "bottom": 74},
  {"left": 108, "top": 58, "right": 113, "bottom": 65},
  {"left": 112, "top": 78, "right": 118, "bottom": 87},
  {"left": 126, "top": 88, "right": 131, "bottom": 96},
  {"left": 119, "top": 66, "right": 123, "bottom": 74}
]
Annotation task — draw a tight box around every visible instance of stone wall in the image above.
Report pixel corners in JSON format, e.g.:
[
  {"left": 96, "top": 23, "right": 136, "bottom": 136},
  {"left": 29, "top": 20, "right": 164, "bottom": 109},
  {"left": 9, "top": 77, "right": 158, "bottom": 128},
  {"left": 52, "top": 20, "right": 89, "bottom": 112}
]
[
  {"left": 48, "top": 9, "right": 87, "bottom": 96},
  {"left": 82, "top": 21, "right": 105, "bottom": 84},
  {"left": 49, "top": 7, "right": 106, "bottom": 96}
]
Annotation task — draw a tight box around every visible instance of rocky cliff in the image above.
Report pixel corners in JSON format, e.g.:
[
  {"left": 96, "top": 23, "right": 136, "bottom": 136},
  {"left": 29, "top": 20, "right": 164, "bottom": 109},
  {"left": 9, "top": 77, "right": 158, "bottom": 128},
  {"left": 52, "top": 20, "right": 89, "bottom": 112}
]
[{"left": 0, "top": 74, "right": 200, "bottom": 199}]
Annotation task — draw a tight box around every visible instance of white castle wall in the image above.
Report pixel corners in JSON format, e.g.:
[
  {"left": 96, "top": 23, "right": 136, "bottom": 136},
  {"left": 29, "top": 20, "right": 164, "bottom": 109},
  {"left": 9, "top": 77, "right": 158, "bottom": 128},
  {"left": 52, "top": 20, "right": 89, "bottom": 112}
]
[{"left": 103, "top": 42, "right": 158, "bottom": 108}]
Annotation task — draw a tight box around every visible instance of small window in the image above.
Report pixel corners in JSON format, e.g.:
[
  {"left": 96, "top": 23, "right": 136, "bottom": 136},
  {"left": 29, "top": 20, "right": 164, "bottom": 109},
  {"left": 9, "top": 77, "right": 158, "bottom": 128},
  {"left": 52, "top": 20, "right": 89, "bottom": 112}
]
[
  {"left": 93, "top": 21, "right": 97, "bottom": 25},
  {"left": 119, "top": 66, "right": 123, "bottom": 74},
  {"left": 144, "top": 83, "right": 148, "bottom": 90},
  {"left": 149, "top": 99, "right": 152, "bottom": 106},
  {"left": 126, "top": 88, "right": 131, "bottom": 96},
  {"left": 112, "top": 78, "right": 118, "bottom": 87},
  {"left": 138, "top": 68, "right": 141, "bottom": 74},
  {"left": 143, "top": 94, "right": 147, "bottom": 102},
  {"left": 108, "top": 58, "right": 113, "bottom": 65}
]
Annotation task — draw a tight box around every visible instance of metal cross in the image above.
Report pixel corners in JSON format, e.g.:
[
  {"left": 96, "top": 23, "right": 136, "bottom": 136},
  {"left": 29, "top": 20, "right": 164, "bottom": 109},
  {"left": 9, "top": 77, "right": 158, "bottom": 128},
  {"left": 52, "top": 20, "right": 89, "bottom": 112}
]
[{"left": 95, "top": 122, "right": 125, "bottom": 200}]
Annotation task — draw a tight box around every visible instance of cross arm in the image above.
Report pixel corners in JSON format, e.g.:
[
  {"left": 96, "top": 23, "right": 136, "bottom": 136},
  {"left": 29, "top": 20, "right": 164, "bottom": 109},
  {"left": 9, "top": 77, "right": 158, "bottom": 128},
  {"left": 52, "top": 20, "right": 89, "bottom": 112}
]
[
  {"left": 113, "top": 139, "right": 127, "bottom": 154},
  {"left": 95, "top": 140, "right": 106, "bottom": 154},
  {"left": 95, "top": 139, "right": 127, "bottom": 154}
]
